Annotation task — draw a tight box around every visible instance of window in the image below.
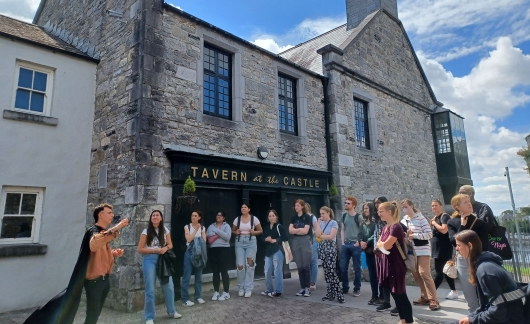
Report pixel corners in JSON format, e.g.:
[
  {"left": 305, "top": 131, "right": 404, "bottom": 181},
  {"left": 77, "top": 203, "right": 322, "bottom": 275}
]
[
  {"left": 1, "top": 187, "right": 43, "bottom": 244},
  {"left": 278, "top": 74, "right": 297, "bottom": 134},
  {"left": 203, "top": 45, "right": 231, "bottom": 119},
  {"left": 13, "top": 63, "right": 52, "bottom": 115},
  {"left": 354, "top": 98, "right": 370, "bottom": 149},
  {"left": 434, "top": 113, "right": 451, "bottom": 153}
]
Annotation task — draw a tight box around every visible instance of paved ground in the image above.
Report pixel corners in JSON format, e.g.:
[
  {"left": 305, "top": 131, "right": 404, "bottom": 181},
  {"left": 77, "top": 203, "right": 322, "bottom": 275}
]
[{"left": 1, "top": 276, "right": 466, "bottom": 324}]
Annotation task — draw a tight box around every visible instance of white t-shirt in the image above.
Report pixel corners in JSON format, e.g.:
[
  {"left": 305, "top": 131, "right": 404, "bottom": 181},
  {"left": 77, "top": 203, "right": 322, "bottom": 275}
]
[
  {"left": 233, "top": 216, "right": 260, "bottom": 235},
  {"left": 141, "top": 226, "right": 170, "bottom": 249},
  {"left": 186, "top": 224, "right": 204, "bottom": 246}
]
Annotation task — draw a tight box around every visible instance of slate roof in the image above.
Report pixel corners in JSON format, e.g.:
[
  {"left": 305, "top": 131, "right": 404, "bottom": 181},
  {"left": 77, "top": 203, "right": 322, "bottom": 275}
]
[
  {"left": 0, "top": 14, "right": 97, "bottom": 62},
  {"left": 279, "top": 11, "right": 378, "bottom": 75}
]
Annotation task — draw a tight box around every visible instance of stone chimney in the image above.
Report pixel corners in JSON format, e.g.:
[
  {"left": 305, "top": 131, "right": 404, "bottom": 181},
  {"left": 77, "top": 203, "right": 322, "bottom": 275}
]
[{"left": 346, "top": 0, "right": 398, "bottom": 30}]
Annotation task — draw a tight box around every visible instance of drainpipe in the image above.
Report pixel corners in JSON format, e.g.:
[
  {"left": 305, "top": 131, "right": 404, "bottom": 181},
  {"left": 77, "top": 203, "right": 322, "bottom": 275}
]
[{"left": 321, "top": 76, "right": 333, "bottom": 188}]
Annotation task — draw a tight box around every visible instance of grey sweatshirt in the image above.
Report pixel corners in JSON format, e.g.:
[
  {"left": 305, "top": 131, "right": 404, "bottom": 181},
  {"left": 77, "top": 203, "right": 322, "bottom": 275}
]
[{"left": 206, "top": 222, "right": 231, "bottom": 248}]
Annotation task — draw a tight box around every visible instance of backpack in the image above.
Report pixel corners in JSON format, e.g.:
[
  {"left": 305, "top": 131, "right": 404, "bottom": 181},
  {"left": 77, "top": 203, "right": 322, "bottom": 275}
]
[
  {"left": 342, "top": 212, "right": 360, "bottom": 228},
  {"left": 489, "top": 283, "right": 529, "bottom": 319},
  {"left": 236, "top": 215, "right": 254, "bottom": 241}
]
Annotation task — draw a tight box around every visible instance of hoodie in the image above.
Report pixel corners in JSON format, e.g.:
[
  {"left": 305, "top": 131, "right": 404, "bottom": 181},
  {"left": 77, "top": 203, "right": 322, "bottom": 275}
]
[
  {"left": 468, "top": 252, "right": 524, "bottom": 324},
  {"left": 206, "top": 222, "right": 232, "bottom": 248},
  {"left": 401, "top": 212, "right": 432, "bottom": 257}
]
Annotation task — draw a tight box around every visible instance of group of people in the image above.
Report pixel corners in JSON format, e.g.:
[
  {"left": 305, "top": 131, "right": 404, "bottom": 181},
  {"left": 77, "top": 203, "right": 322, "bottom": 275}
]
[{"left": 26, "top": 185, "right": 525, "bottom": 324}]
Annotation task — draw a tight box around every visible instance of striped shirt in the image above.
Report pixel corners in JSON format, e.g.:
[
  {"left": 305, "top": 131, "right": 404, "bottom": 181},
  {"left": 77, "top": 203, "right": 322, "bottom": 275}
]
[{"left": 401, "top": 213, "right": 433, "bottom": 256}]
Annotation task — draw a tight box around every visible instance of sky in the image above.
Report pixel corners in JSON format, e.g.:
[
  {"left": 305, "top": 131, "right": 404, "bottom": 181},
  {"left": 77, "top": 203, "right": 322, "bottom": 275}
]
[{"left": 1, "top": 0, "right": 529, "bottom": 215}]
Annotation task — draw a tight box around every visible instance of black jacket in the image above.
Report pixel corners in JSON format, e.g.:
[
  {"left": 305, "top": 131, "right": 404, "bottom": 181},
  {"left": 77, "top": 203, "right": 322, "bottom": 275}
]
[
  {"left": 24, "top": 225, "right": 100, "bottom": 324},
  {"left": 157, "top": 249, "right": 178, "bottom": 285},
  {"left": 472, "top": 200, "right": 496, "bottom": 234},
  {"left": 448, "top": 214, "right": 488, "bottom": 251},
  {"left": 469, "top": 252, "right": 524, "bottom": 324},
  {"left": 262, "top": 223, "right": 288, "bottom": 257}
]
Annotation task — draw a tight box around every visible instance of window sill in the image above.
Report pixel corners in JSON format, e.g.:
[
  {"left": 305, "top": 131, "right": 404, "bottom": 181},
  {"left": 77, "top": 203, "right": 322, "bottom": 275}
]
[
  {"left": 0, "top": 243, "right": 48, "bottom": 258},
  {"left": 278, "top": 131, "right": 308, "bottom": 144},
  {"left": 354, "top": 146, "right": 380, "bottom": 158},
  {"left": 198, "top": 113, "right": 245, "bottom": 131},
  {"left": 3, "top": 109, "right": 58, "bottom": 126}
]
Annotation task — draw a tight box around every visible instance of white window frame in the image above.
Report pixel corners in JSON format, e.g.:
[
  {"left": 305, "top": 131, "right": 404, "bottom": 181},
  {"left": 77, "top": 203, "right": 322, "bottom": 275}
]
[
  {"left": 0, "top": 186, "right": 44, "bottom": 244},
  {"left": 11, "top": 60, "right": 55, "bottom": 117}
]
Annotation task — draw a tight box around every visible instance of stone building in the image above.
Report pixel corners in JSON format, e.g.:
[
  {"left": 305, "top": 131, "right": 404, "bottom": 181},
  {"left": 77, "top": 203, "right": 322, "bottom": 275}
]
[
  {"left": 30, "top": 0, "right": 471, "bottom": 312},
  {"left": 0, "top": 14, "right": 97, "bottom": 312}
]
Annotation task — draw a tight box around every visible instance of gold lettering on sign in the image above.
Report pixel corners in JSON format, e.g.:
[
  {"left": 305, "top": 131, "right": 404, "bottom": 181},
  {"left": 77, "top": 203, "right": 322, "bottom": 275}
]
[
  {"left": 304, "top": 179, "right": 308, "bottom": 187},
  {"left": 284, "top": 177, "right": 289, "bottom": 185},
  {"left": 241, "top": 172, "right": 247, "bottom": 182},
  {"left": 191, "top": 166, "right": 198, "bottom": 177},
  {"left": 267, "top": 176, "right": 279, "bottom": 184},
  {"left": 291, "top": 178, "right": 295, "bottom": 186},
  {"left": 315, "top": 180, "right": 319, "bottom": 188},
  {"left": 297, "top": 178, "right": 302, "bottom": 187},
  {"left": 231, "top": 171, "right": 238, "bottom": 181},
  {"left": 309, "top": 180, "right": 314, "bottom": 188},
  {"left": 201, "top": 168, "right": 209, "bottom": 178},
  {"left": 212, "top": 169, "right": 219, "bottom": 179},
  {"left": 253, "top": 175, "right": 262, "bottom": 183},
  {"left": 222, "top": 170, "right": 228, "bottom": 180}
]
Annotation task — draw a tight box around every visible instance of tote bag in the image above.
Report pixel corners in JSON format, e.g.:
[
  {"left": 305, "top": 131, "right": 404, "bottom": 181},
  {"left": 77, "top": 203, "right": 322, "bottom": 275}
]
[{"left": 488, "top": 219, "right": 513, "bottom": 260}]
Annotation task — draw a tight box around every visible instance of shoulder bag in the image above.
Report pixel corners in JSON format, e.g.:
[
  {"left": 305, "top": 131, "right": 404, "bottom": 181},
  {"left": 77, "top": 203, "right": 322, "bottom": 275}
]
[
  {"left": 315, "top": 221, "right": 330, "bottom": 243},
  {"left": 488, "top": 217, "right": 513, "bottom": 260},
  {"left": 277, "top": 225, "right": 293, "bottom": 264}
]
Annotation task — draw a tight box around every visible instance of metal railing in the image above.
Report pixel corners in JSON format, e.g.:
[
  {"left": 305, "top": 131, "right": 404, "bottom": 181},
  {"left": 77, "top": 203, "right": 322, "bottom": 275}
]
[{"left": 504, "top": 228, "right": 530, "bottom": 283}]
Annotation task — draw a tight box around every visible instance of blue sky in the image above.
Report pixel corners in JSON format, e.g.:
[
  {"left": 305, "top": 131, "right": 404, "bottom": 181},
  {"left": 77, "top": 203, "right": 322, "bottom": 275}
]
[{"left": 1, "top": 0, "right": 528, "bottom": 214}]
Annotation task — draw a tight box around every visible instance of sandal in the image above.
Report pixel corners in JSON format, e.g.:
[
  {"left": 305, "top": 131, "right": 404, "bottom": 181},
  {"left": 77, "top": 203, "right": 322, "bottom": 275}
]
[{"left": 429, "top": 300, "right": 440, "bottom": 310}]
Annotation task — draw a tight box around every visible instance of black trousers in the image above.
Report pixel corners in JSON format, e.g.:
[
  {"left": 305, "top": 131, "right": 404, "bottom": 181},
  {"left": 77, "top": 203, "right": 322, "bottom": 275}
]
[
  {"left": 84, "top": 278, "right": 110, "bottom": 324},
  {"left": 434, "top": 258, "right": 456, "bottom": 290},
  {"left": 208, "top": 247, "right": 231, "bottom": 293},
  {"left": 391, "top": 291, "right": 414, "bottom": 323}
]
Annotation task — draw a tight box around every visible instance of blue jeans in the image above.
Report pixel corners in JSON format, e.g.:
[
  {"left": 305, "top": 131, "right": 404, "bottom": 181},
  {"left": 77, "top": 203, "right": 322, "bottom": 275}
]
[
  {"left": 142, "top": 254, "right": 176, "bottom": 320},
  {"left": 340, "top": 242, "right": 362, "bottom": 291},
  {"left": 311, "top": 238, "right": 318, "bottom": 285},
  {"left": 365, "top": 252, "right": 384, "bottom": 298},
  {"left": 235, "top": 236, "right": 257, "bottom": 292},
  {"left": 181, "top": 249, "right": 203, "bottom": 303},
  {"left": 264, "top": 249, "right": 284, "bottom": 293}
]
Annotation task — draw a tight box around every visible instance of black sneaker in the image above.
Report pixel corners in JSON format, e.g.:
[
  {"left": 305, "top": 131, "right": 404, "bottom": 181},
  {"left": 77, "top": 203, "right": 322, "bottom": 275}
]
[
  {"left": 374, "top": 297, "right": 385, "bottom": 305},
  {"left": 296, "top": 289, "right": 305, "bottom": 296},
  {"left": 376, "top": 302, "right": 392, "bottom": 312},
  {"left": 268, "top": 292, "right": 281, "bottom": 297},
  {"left": 352, "top": 289, "right": 361, "bottom": 297},
  {"left": 303, "top": 288, "right": 311, "bottom": 297},
  {"left": 368, "top": 297, "right": 378, "bottom": 305},
  {"left": 390, "top": 307, "right": 399, "bottom": 316},
  {"left": 338, "top": 297, "right": 345, "bottom": 303}
]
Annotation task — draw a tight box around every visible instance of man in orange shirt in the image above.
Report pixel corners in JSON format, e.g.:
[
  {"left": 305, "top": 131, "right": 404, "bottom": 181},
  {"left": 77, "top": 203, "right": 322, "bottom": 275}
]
[{"left": 83, "top": 204, "right": 129, "bottom": 324}]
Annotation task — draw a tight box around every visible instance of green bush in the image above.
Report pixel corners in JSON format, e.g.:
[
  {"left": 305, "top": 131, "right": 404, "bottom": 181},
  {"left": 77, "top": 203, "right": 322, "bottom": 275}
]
[
  {"left": 183, "top": 176, "right": 196, "bottom": 196},
  {"left": 329, "top": 183, "right": 338, "bottom": 197}
]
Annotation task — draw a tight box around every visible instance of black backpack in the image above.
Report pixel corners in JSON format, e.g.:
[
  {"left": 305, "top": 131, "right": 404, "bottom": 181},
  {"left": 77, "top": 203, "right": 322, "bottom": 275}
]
[
  {"left": 236, "top": 215, "right": 254, "bottom": 242},
  {"left": 489, "top": 283, "right": 530, "bottom": 321}
]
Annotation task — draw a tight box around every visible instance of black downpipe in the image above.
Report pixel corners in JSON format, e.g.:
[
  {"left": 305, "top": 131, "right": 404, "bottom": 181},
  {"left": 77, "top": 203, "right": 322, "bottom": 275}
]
[{"left": 321, "top": 77, "right": 333, "bottom": 187}]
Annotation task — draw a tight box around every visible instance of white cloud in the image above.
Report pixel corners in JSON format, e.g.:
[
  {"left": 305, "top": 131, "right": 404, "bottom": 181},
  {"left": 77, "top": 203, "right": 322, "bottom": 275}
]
[
  {"left": 418, "top": 38, "right": 530, "bottom": 214},
  {"left": 252, "top": 16, "right": 345, "bottom": 54},
  {"left": 0, "top": 0, "right": 40, "bottom": 23}
]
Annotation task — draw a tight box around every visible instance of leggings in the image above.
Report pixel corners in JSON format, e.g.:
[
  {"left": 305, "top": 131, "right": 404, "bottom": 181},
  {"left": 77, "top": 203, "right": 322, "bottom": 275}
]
[
  {"left": 391, "top": 291, "right": 414, "bottom": 323},
  {"left": 209, "top": 247, "right": 231, "bottom": 293},
  {"left": 434, "top": 258, "right": 455, "bottom": 290}
]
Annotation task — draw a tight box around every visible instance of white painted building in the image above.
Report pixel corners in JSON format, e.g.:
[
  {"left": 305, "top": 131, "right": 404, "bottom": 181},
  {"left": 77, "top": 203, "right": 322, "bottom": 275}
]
[{"left": 0, "top": 15, "right": 98, "bottom": 313}]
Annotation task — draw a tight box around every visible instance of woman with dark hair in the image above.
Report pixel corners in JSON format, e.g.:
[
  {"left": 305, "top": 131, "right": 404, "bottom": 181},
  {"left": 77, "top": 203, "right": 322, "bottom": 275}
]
[
  {"left": 430, "top": 199, "right": 457, "bottom": 299},
  {"left": 448, "top": 194, "right": 488, "bottom": 314},
  {"left": 232, "top": 203, "right": 263, "bottom": 297},
  {"left": 289, "top": 199, "right": 313, "bottom": 297},
  {"left": 316, "top": 206, "right": 343, "bottom": 303},
  {"left": 375, "top": 201, "right": 414, "bottom": 324},
  {"left": 452, "top": 230, "right": 524, "bottom": 324},
  {"left": 359, "top": 202, "right": 384, "bottom": 305},
  {"left": 206, "top": 211, "right": 232, "bottom": 301},
  {"left": 138, "top": 210, "right": 181, "bottom": 323},
  {"left": 181, "top": 210, "right": 207, "bottom": 307},
  {"left": 261, "top": 209, "right": 288, "bottom": 297}
]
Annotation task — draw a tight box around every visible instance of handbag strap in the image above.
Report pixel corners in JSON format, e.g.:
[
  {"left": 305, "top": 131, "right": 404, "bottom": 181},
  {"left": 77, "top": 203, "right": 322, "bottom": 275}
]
[
  {"left": 469, "top": 217, "right": 478, "bottom": 231},
  {"left": 394, "top": 240, "right": 407, "bottom": 261}
]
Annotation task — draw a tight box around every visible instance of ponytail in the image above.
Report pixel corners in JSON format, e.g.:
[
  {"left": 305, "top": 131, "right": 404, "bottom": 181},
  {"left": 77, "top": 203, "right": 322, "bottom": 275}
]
[
  {"left": 380, "top": 201, "right": 400, "bottom": 224},
  {"left": 450, "top": 194, "right": 469, "bottom": 218}
]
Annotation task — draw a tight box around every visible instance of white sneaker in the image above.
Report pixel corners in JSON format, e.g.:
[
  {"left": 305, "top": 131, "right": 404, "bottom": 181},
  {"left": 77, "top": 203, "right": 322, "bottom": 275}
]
[
  {"left": 183, "top": 300, "right": 194, "bottom": 307},
  {"left": 310, "top": 284, "right": 316, "bottom": 291},
  {"left": 446, "top": 290, "right": 459, "bottom": 299},
  {"left": 218, "top": 292, "right": 230, "bottom": 301},
  {"left": 244, "top": 291, "right": 252, "bottom": 298},
  {"left": 238, "top": 289, "right": 245, "bottom": 297},
  {"left": 173, "top": 312, "right": 182, "bottom": 319},
  {"left": 212, "top": 291, "right": 220, "bottom": 301},
  {"left": 146, "top": 320, "right": 154, "bottom": 324},
  {"left": 196, "top": 298, "right": 205, "bottom": 304}
]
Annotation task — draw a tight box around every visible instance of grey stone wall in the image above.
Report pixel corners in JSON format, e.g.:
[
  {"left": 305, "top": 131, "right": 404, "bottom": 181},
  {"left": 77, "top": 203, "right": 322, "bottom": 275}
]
[
  {"left": 346, "top": 0, "right": 398, "bottom": 30},
  {"left": 342, "top": 13, "right": 433, "bottom": 110}
]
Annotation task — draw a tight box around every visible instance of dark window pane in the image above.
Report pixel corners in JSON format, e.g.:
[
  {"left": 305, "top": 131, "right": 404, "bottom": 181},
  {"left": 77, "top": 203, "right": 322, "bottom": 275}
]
[
  {"left": 354, "top": 98, "right": 370, "bottom": 149},
  {"left": 4, "top": 193, "right": 21, "bottom": 214},
  {"left": 1, "top": 216, "right": 33, "bottom": 239},
  {"left": 20, "top": 194, "right": 37, "bottom": 215},
  {"left": 33, "top": 72, "right": 47, "bottom": 92},
  {"left": 30, "top": 92, "right": 45, "bottom": 112},
  {"left": 203, "top": 45, "right": 231, "bottom": 118},
  {"left": 18, "top": 68, "right": 33, "bottom": 88},
  {"left": 15, "top": 89, "right": 30, "bottom": 110}
]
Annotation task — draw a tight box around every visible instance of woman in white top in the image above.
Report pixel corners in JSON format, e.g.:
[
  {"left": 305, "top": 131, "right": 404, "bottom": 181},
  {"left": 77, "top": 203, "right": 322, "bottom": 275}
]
[
  {"left": 315, "top": 206, "right": 343, "bottom": 303},
  {"left": 232, "top": 203, "right": 263, "bottom": 297},
  {"left": 181, "top": 210, "right": 207, "bottom": 307},
  {"left": 137, "top": 210, "right": 181, "bottom": 324}
]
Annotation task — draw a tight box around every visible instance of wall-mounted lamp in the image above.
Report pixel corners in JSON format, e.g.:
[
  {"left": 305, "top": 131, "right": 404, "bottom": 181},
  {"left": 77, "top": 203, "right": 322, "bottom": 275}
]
[{"left": 257, "top": 146, "right": 269, "bottom": 159}]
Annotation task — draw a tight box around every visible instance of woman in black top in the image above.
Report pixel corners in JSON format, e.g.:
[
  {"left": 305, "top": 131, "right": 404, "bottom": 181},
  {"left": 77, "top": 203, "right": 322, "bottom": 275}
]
[
  {"left": 447, "top": 194, "right": 488, "bottom": 314},
  {"left": 261, "top": 209, "right": 288, "bottom": 297},
  {"left": 359, "top": 202, "right": 384, "bottom": 305},
  {"left": 289, "top": 199, "right": 313, "bottom": 297},
  {"left": 430, "top": 199, "right": 457, "bottom": 299}
]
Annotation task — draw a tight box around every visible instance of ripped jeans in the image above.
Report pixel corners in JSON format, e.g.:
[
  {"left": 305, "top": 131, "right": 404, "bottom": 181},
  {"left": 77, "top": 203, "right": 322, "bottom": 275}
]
[
  {"left": 264, "top": 249, "right": 284, "bottom": 293},
  {"left": 235, "top": 235, "right": 257, "bottom": 292}
]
